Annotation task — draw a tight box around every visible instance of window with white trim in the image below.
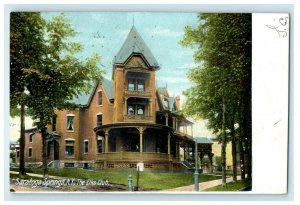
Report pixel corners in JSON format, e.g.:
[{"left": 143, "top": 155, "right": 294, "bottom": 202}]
[
  {"left": 29, "top": 133, "right": 33, "bottom": 143},
  {"left": 67, "top": 116, "right": 74, "bottom": 131},
  {"left": 65, "top": 140, "right": 75, "bottom": 157}
]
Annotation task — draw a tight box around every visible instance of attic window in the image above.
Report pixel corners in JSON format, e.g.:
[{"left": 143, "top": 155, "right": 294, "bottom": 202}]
[
  {"left": 163, "top": 98, "right": 169, "bottom": 108},
  {"left": 98, "top": 91, "right": 102, "bottom": 106}
]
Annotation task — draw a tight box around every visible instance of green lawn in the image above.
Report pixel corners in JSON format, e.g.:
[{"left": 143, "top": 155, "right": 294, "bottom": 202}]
[
  {"left": 10, "top": 168, "right": 221, "bottom": 190},
  {"left": 203, "top": 180, "right": 251, "bottom": 192}
]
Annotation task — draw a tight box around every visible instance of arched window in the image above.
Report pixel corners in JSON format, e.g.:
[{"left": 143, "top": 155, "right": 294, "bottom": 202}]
[
  {"left": 128, "top": 106, "right": 135, "bottom": 115},
  {"left": 137, "top": 105, "right": 144, "bottom": 115}
]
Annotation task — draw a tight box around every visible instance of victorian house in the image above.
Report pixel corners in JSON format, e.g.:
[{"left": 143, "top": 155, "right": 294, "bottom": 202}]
[{"left": 23, "top": 26, "right": 214, "bottom": 171}]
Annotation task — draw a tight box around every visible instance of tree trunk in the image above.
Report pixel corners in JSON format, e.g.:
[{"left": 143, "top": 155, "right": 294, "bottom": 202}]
[
  {"left": 244, "top": 91, "right": 252, "bottom": 180},
  {"left": 242, "top": 74, "right": 252, "bottom": 181},
  {"left": 19, "top": 102, "right": 26, "bottom": 177},
  {"left": 239, "top": 134, "right": 246, "bottom": 181},
  {"left": 221, "top": 98, "right": 227, "bottom": 186},
  {"left": 230, "top": 119, "right": 237, "bottom": 183},
  {"left": 238, "top": 101, "right": 246, "bottom": 181},
  {"left": 41, "top": 127, "right": 48, "bottom": 179}
]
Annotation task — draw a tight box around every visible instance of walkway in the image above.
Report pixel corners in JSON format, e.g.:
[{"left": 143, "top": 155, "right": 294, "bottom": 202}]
[{"left": 163, "top": 175, "right": 241, "bottom": 192}]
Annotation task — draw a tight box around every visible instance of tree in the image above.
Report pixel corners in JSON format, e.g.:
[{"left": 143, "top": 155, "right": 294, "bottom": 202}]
[
  {"left": 180, "top": 13, "right": 252, "bottom": 185},
  {"left": 10, "top": 12, "right": 46, "bottom": 177},
  {"left": 10, "top": 13, "right": 104, "bottom": 179}
]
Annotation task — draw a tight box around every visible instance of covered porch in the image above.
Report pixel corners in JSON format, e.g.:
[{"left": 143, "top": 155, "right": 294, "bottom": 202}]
[{"left": 94, "top": 123, "right": 188, "bottom": 171}]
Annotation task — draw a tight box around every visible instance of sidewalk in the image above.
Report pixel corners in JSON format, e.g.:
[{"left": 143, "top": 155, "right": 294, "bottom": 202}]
[{"left": 163, "top": 176, "right": 241, "bottom": 192}]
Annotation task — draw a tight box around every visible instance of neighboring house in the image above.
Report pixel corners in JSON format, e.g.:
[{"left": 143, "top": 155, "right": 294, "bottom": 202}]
[
  {"left": 10, "top": 142, "right": 20, "bottom": 164},
  {"left": 23, "top": 26, "right": 213, "bottom": 171}
]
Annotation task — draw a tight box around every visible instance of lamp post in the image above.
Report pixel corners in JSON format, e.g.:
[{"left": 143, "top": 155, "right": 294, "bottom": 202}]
[{"left": 194, "top": 138, "right": 199, "bottom": 191}]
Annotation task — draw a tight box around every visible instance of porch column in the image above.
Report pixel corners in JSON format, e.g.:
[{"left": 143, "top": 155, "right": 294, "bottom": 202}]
[
  {"left": 167, "top": 132, "right": 171, "bottom": 161},
  {"left": 184, "top": 146, "right": 187, "bottom": 160},
  {"left": 164, "top": 113, "right": 169, "bottom": 126},
  {"left": 124, "top": 97, "right": 128, "bottom": 115},
  {"left": 172, "top": 117, "right": 175, "bottom": 129},
  {"left": 104, "top": 128, "right": 109, "bottom": 153},
  {"left": 176, "top": 141, "right": 180, "bottom": 160},
  {"left": 149, "top": 99, "right": 153, "bottom": 117},
  {"left": 191, "top": 124, "right": 193, "bottom": 136},
  {"left": 183, "top": 126, "right": 187, "bottom": 135},
  {"left": 138, "top": 127, "right": 145, "bottom": 153},
  {"left": 208, "top": 153, "right": 213, "bottom": 173}
]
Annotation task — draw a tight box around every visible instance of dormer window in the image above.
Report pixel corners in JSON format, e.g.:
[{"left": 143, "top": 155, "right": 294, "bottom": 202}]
[{"left": 163, "top": 98, "right": 169, "bottom": 108}]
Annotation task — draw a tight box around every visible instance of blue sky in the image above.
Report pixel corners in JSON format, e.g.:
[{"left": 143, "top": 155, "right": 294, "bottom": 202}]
[{"left": 42, "top": 12, "right": 198, "bottom": 97}]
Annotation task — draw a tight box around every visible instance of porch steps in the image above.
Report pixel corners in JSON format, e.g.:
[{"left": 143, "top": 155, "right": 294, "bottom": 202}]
[{"left": 181, "top": 160, "right": 195, "bottom": 170}]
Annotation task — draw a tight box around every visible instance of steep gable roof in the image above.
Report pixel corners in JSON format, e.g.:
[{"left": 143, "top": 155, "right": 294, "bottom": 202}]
[
  {"left": 114, "top": 26, "right": 159, "bottom": 69},
  {"left": 71, "top": 78, "right": 114, "bottom": 107}
]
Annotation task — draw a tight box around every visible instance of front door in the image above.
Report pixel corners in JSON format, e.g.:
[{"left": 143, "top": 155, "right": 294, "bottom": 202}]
[{"left": 54, "top": 140, "right": 59, "bottom": 160}]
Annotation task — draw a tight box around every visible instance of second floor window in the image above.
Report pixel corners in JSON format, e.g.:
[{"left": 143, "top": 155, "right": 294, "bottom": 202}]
[
  {"left": 97, "top": 114, "right": 103, "bottom": 126},
  {"left": 128, "top": 105, "right": 135, "bottom": 115},
  {"left": 67, "top": 116, "right": 74, "bottom": 131},
  {"left": 128, "top": 104, "right": 145, "bottom": 115},
  {"left": 137, "top": 105, "right": 145, "bottom": 115},
  {"left": 29, "top": 133, "right": 33, "bottom": 143}
]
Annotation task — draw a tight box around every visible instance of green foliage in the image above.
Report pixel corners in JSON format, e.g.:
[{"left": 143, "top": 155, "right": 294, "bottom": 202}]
[
  {"left": 203, "top": 180, "right": 251, "bottom": 192},
  {"left": 180, "top": 13, "right": 251, "bottom": 136},
  {"left": 11, "top": 168, "right": 221, "bottom": 190},
  {"left": 10, "top": 12, "right": 46, "bottom": 115},
  {"left": 10, "top": 12, "right": 104, "bottom": 177},
  {"left": 214, "top": 156, "right": 222, "bottom": 171},
  {"left": 10, "top": 12, "right": 104, "bottom": 128},
  {"left": 180, "top": 13, "right": 252, "bottom": 182}
]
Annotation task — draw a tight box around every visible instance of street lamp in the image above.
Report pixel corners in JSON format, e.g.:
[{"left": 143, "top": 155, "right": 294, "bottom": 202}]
[{"left": 194, "top": 138, "right": 199, "bottom": 191}]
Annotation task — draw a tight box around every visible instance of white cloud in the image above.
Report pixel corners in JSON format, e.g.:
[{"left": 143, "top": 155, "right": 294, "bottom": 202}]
[
  {"left": 178, "top": 62, "right": 198, "bottom": 70},
  {"left": 145, "top": 26, "right": 183, "bottom": 38},
  {"left": 156, "top": 76, "right": 189, "bottom": 84}
]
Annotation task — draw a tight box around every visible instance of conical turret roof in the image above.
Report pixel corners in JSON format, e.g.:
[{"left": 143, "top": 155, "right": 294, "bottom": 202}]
[{"left": 114, "top": 26, "right": 159, "bottom": 69}]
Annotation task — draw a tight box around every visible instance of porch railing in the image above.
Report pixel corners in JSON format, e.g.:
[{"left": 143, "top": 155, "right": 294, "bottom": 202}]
[
  {"left": 123, "top": 115, "right": 153, "bottom": 122},
  {"left": 125, "top": 89, "right": 152, "bottom": 97},
  {"left": 97, "top": 152, "right": 170, "bottom": 161}
]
